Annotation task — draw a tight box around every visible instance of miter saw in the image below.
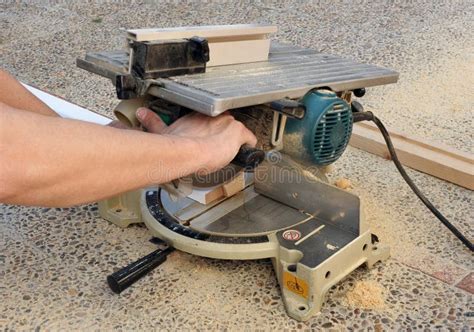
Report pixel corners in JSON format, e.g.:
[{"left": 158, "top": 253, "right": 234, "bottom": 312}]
[{"left": 77, "top": 25, "right": 399, "bottom": 321}]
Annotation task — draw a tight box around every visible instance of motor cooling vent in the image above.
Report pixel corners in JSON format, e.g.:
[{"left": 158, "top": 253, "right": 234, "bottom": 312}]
[
  {"left": 283, "top": 89, "right": 353, "bottom": 166},
  {"left": 312, "top": 101, "right": 353, "bottom": 165}
]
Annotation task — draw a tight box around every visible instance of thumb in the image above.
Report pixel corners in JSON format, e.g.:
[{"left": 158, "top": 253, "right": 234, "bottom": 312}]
[
  {"left": 240, "top": 124, "right": 258, "bottom": 148},
  {"left": 136, "top": 107, "right": 167, "bottom": 134}
]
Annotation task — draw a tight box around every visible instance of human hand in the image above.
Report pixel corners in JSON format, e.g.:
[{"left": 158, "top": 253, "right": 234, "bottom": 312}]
[
  {"left": 136, "top": 107, "right": 257, "bottom": 173},
  {"left": 107, "top": 119, "right": 130, "bottom": 129}
]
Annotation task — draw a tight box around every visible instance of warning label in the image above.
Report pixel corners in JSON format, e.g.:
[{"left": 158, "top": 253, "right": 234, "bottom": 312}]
[
  {"left": 282, "top": 229, "right": 301, "bottom": 241},
  {"left": 283, "top": 271, "right": 309, "bottom": 298}
]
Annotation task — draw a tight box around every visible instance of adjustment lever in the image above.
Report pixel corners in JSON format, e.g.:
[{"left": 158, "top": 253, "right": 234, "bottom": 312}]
[
  {"left": 268, "top": 99, "right": 306, "bottom": 119},
  {"left": 107, "top": 239, "right": 174, "bottom": 294}
]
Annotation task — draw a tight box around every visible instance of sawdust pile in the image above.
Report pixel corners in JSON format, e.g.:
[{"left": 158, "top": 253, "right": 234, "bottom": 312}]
[
  {"left": 321, "top": 164, "right": 335, "bottom": 174},
  {"left": 335, "top": 178, "right": 352, "bottom": 189},
  {"left": 344, "top": 281, "right": 386, "bottom": 310}
]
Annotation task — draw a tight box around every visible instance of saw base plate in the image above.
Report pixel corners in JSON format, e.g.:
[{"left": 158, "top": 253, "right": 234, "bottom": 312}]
[
  {"left": 162, "top": 186, "right": 313, "bottom": 237},
  {"left": 98, "top": 171, "right": 389, "bottom": 321}
]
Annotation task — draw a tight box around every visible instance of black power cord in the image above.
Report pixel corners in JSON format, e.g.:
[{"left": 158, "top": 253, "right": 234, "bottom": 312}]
[{"left": 353, "top": 111, "right": 474, "bottom": 252}]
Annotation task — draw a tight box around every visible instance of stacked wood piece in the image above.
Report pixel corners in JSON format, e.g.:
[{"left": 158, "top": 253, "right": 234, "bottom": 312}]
[{"left": 127, "top": 24, "right": 277, "bottom": 67}]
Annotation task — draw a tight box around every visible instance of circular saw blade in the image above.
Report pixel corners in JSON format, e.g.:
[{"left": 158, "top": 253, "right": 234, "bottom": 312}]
[{"left": 191, "top": 164, "right": 242, "bottom": 188}]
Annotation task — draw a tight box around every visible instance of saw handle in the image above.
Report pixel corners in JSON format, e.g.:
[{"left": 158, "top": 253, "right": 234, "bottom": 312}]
[
  {"left": 107, "top": 247, "right": 174, "bottom": 294},
  {"left": 231, "top": 145, "right": 265, "bottom": 170}
]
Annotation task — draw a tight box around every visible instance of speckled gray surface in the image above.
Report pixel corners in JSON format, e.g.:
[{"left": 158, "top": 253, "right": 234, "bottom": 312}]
[{"left": 0, "top": 1, "right": 473, "bottom": 331}]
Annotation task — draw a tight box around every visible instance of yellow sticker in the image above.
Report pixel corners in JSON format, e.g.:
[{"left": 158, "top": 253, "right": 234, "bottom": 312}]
[{"left": 283, "top": 271, "right": 309, "bottom": 298}]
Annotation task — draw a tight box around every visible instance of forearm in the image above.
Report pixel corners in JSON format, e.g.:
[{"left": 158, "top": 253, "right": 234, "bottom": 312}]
[
  {"left": 0, "top": 69, "right": 58, "bottom": 116},
  {"left": 0, "top": 103, "right": 208, "bottom": 207}
]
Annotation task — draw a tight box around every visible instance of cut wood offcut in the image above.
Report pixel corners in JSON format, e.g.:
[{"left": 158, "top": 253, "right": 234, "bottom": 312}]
[
  {"left": 350, "top": 122, "right": 474, "bottom": 190},
  {"left": 188, "top": 171, "right": 249, "bottom": 205},
  {"left": 126, "top": 24, "right": 277, "bottom": 67}
]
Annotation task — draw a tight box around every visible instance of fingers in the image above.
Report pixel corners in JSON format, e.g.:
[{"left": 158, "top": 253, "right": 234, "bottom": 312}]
[
  {"left": 107, "top": 120, "right": 130, "bottom": 130},
  {"left": 235, "top": 121, "right": 258, "bottom": 148},
  {"left": 212, "top": 113, "right": 257, "bottom": 147},
  {"left": 136, "top": 107, "right": 167, "bottom": 134}
]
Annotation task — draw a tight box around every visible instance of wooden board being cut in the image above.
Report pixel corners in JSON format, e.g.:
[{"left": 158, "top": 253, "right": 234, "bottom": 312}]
[
  {"left": 188, "top": 171, "right": 249, "bottom": 205},
  {"left": 350, "top": 122, "right": 474, "bottom": 190},
  {"left": 126, "top": 24, "right": 277, "bottom": 67}
]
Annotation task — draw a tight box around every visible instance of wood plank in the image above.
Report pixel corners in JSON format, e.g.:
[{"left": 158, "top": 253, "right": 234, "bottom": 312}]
[
  {"left": 207, "top": 39, "right": 270, "bottom": 67},
  {"left": 222, "top": 171, "right": 246, "bottom": 197},
  {"left": 188, "top": 185, "right": 225, "bottom": 205},
  {"left": 188, "top": 171, "right": 251, "bottom": 204},
  {"left": 350, "top": 122, "right": 474, "bottom": 190},
  {"left": 127, "top": 24, "right": 277, "bottom": 41}
]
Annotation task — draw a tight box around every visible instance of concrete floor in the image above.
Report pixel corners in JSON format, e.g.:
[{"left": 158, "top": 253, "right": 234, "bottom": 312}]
[{"left": 1, "top": 1, "right": 473, "bottom": 330}]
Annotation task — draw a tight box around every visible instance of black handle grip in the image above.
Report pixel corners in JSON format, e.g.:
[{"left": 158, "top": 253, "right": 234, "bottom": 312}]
[
  {"left": 231, "top": 145, "right": 265, "bottom": 170},
  {"left": 107, "top": 247, "right": 174, "bottom": 294}
]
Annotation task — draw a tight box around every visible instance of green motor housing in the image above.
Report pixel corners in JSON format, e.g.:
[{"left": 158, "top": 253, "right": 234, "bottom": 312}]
[{"left": 283, "top": 90, "right": 353, "bottom": 166}]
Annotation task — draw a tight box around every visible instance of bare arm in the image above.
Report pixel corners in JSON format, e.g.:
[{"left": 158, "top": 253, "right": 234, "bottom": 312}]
[
  {"left": 0, "top": 69, "right": 58, "bottom": 116},
  {"left": 0, "top": 102, "right": 256, "bottom": 207}
]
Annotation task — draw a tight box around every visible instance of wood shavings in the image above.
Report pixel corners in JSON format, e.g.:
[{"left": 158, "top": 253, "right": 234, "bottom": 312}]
[
  {"left": 345, "top": 281, "right": 386, "bottom": 310},
  {"left": 334, "top": 178, "right": 352, "bottom": 189},
  {"left": 321, "top": 164, "right": 335, "bottom": 174}
]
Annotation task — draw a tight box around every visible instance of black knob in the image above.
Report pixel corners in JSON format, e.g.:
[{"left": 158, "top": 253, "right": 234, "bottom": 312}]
[
  {"left": 351, "top": 100, "right": 364, "bottom": 113},
  {"left": 231, "top": 145, "right": 265, "bottom": 170},
  {"left": 353, "top": 88, "right": 366, "bottom": 98},
  {"left": 190, "top": 36, "right": 210, "bottom": 63}
]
